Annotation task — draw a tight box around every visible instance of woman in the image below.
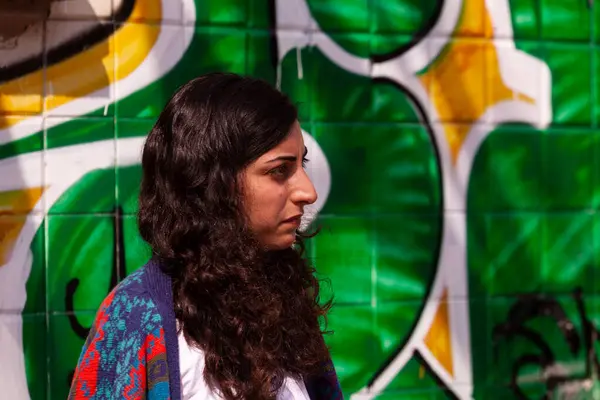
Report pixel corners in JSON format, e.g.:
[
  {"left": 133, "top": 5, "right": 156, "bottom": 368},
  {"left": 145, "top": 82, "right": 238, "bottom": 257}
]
[{"left": 68, "top": 73, "right": 342, "bottom": 399}]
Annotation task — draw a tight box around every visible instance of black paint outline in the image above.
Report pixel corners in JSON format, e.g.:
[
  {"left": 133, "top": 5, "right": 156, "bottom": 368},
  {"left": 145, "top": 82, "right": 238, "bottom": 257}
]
[{"left": 0, "top": 0, "right": 135, "bottom": 84}]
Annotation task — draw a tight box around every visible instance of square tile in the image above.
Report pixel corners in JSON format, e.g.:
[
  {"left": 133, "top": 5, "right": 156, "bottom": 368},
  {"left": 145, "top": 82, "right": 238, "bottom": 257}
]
[
  {"left": 448, "top": 1, "right": 489, "bottom": 39},
  {"left": 469, "top": 297, "right": 489, "bottom": 385},
  {"left": 421, "top": 38, "right": 487, "bottom": 125},
  {"left": 116, "top": 0, "right": 180, "bottom": 24},
  {"left": 502, "top": 0, "right": 540, "bottom": 40},
  {"left": 48, "top": 312, "right": 96, "bottom": 400},
  {"left": 0, "top": 114, "right": 44, "bottom": 149},
  {"left": 486, "top": 294, "right": 590, "bottom": 396},
  {"left": 0, "top": 117, "right": 44, "bottom": 215},
  {"left": 45, "top": 118, "right": 116, "bottom": 214},
  {"left": 46, "top": 215, "right": 116, "bottom": 313},
  {"left": 44, "top": 20, "right": 115, "bottom": 117},
  {"left": 487, "top": 39, "right": 549, "bottom": 128},
  {"left": 271, "top": 0, "right": 316, "bottom": 31},
  {"left": 540, "top": 128, "right": 597, "bottom": 210},
  {"left": 115, "top": 25, "right": 241, "bottom": 119},
  {"left": 370, "top": 78, "right": 423, "bottom": 124},
  {"left": 121, "top": 215, "right": 151, "bottom": 277},
  {"left": 369, "top": 34, "right": 429, "bottom": 123},
  {"left": 111, "top": 209, "right": 128, "bottom": 284},
  {"left": 429, "top": 122, "right": 475, "bottom": 182},
  {"left": 311, "top": 123, "right": 370, "bottom": 215},
  {"left": 0, "top": 215, "right": 44, "bottom": 314},
  {"left": 485, "top": 296, "right": 540, "bottom": 389},
  {"left": 115, "top": 118, "right": 153, "bottom": 141},
  {"left": 371, "top": 0, "right": 437, "bottom": 37},
  {"left": 246, "top": 31, "right": 277, "bottom": 84},
  {"left": 20, "top": 314, "right": 48, "bottom": 400},
  {"left": 313, "top": 216, "right": 374, "bottom": 305},
  {"left": 544, "top": 42, "right": 592, "bottom": 127},
  {"left": 467, "top": 214, "right": 490, "bottom": 300},
  {"left": 541, "top": 212, "right": 595, "bottom": 294},
  {"left": 592, "top": 48, "right": 600, "bottom": 127},
  {"left": 186, "top": 26, "right": 247, "bottom": 73},
  {"left": 541, "top": 0, "right": 592, "bottom": 42},
  {"left": 311, "top": 32, "right": 372, "bottom": 123},
  {"left": 512, "top": 39, "right": 544, "bottom": 60},
  {"left": 0, "top": 224, "right": 27, "bottom": 309},
  {"left": 442, "top": 213, "right": 471, "bottom": 299},
  {"left": 467, "top": 126, "right": 542, "bottom": 212},
  {"left": 375, "top": 301, "right": 439, "bottom": 391},
  {"left": 313, "top": 123, "right": 439, "bottom": 216},
  {"left": 371, "top": 33, "right": 415, "bottom": 57},
  {"left": 115, "top": 119, "right": 149, "bottom": 215},
  {"left": 191, "top": 0, "right": 247, "bottom": 27},
  {"left": 113, "top": 23, "right": 166, "bottom": 118},
  {"left": 325, "top": 304, "right": 378, "bottom": 395},
  {"left": 276, "top": 31, "right": 316, "bottom": 123},
  {"left": 374, "top": 214, "right": 440, "bottom": 302},
  {"left": 309, "top": 0, "right": 370, "bottom": 33},
  {"left": 115, "top": 131, "right": 147, "bottom": 216},
  {"left": 373, "top": 124, "right": 439, "bottom": 214},
  {"left": 423, "top": 298, "right": 472, "bottom": 383},
  {"left": 0, "top": 0, "right": 47, "bottom": 44},
  {"left": 24, "top": 217, "right": 46, "bottom": 315},
  {"left": 48, "top": 0, "right": 114, "bottom": 21},
  {"left": 45, "top": 116, "right": 115, "bottom": 148},
  {"left": 0, "top": 23, "right": 44, "bottom": 115},
  {"left": 472, "top": 213, "right": 543, "bottom": 297},
  {"left": 247, "top": 0, "right": 271, "bottom": 29}
]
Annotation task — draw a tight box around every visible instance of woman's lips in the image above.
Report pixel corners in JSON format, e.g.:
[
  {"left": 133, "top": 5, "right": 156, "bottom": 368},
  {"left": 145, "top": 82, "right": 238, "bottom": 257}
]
[{"left": 282, "top": 215, "right": 302, "bottom": 226}]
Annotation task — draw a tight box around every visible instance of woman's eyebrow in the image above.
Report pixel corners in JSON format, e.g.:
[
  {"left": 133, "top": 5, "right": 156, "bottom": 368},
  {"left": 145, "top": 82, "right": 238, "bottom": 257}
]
[
  {"left": 266, "top": 154, "right": 297, "bottom": 163},
  {"left": 266, "top": 147, "right": 308, "bottom": 163}
]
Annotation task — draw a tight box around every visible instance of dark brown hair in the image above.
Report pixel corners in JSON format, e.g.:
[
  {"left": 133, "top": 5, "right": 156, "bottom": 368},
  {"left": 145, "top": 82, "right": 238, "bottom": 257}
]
[{"left": 137, "top": 73, "right": 332, "bottom": 399}]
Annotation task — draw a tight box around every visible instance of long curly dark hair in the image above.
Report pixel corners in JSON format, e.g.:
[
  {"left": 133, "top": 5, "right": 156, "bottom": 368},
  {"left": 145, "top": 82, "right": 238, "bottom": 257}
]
[{"left": 137, "top": 73, "right": 333, "bottom": 399}]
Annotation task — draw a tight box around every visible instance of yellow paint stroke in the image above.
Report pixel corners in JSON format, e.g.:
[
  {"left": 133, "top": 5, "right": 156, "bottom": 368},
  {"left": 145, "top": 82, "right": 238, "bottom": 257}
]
[
  {"left": 418, "top": 0, "right": 534, "bottom": 163},
  {"left": 423, "top": 288, "right": 453, "bottom": 377},
  {"left": 0, "top": 217, "right": 25, "bottom": 265},
  {"left": 0, "top": 0, "right": 161, "bottom": 128},
  {"left": 0, "top": 187, "right": 44, "bottom": 265}
]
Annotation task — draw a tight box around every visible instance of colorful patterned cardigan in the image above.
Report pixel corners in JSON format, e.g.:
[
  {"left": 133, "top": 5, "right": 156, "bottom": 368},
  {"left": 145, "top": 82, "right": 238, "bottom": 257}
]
[{"left": 68, "top": 259, "right": 343, "bottom": 399}]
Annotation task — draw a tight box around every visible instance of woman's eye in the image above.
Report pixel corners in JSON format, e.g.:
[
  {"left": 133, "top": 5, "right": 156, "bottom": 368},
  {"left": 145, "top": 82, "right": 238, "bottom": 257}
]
[
  {"left": 302, "top": 157, "right": 309, "bottom": 168},
  {"left": 269, "top": 165, "right": 288, "bottom": 177}
]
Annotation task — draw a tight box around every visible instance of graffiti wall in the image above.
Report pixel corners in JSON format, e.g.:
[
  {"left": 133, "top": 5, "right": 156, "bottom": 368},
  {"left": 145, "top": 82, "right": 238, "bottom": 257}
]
[{"left": 1, "top": 0, "right": 599, "bottom": 398}]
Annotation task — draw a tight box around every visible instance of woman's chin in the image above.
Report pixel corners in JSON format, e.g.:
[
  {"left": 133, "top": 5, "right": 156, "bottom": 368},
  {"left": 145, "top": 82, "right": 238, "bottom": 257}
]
[{"left": 264, "top": 233, "right": 296, "bottom": 250}]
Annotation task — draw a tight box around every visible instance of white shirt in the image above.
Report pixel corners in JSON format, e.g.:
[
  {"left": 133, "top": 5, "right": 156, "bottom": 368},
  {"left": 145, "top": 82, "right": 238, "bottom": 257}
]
[{"left": 178, "top": 331, "right": 311, "bottom": 400}]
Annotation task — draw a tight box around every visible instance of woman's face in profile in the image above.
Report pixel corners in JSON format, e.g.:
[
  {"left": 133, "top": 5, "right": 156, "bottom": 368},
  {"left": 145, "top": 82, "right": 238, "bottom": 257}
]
[{"left": 242, "top": 121, "right": 318, "bottom": 249}]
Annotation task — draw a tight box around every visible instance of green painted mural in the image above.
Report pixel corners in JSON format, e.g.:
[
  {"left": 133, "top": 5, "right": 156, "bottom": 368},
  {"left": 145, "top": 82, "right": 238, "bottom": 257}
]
[{"left": 1, "top": 0, "right": 600, "bottom": 398}]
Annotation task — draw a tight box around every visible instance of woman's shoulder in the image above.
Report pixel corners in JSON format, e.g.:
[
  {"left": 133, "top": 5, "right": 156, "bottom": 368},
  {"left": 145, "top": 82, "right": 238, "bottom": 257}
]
[
  {"left": 83, "top": 262, "right": 171, "bottom": 360},
  {"left": 96, "top": 263, "right": 161, "bottom": 326},
  {"left": 104, "top": 265, "right": 151, "bottom": 303},
  {"left": 70, "top": 262, "right": 174, "bottom": 399},
  {"left": 116, "top": 264, "right": 152, "bottom": 295}
]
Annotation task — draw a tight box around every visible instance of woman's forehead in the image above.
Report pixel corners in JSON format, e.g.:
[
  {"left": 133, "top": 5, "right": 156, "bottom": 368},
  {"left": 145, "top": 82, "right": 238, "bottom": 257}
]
[{"left": 263, "top": 124, "right": 305, "bottom": 157}]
